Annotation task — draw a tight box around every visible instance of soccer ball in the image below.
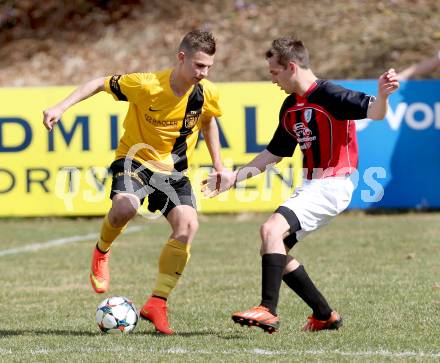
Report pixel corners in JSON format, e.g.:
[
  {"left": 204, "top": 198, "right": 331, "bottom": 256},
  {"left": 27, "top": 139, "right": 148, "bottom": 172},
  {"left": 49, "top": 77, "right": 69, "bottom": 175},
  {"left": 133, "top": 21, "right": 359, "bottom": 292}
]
[{"left": 95, "top": 296, "right": 139, "bottom": 333}]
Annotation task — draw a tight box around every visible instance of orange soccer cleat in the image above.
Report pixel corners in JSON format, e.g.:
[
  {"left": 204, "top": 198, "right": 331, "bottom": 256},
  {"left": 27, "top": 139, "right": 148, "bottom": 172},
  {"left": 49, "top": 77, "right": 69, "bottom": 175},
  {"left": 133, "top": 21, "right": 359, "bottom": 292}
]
[
  {"left": 232, "top": 305, "right": 280, "bottom": 334},
  {"left": 89, "top": 246, "right": 111, "bottom": 294},
  {"left": 140, "top": 296, "right": 174, "bottom": 335},
  {"left": 302, "top": 311, "right": 343, "bottom": 332}
]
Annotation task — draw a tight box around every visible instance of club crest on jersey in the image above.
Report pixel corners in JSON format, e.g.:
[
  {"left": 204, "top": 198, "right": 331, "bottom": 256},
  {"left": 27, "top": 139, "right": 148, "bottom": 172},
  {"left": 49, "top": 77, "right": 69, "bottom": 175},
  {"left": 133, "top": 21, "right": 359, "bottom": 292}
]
[
  {"left": 293, "top": 122, "right": 316, "bottom": 150},
  {"left": 184, "top": 110, "right": 201, "bottom": 129},
  {"left": 304, "top": 108, "right": 312, "bottom": 123}
]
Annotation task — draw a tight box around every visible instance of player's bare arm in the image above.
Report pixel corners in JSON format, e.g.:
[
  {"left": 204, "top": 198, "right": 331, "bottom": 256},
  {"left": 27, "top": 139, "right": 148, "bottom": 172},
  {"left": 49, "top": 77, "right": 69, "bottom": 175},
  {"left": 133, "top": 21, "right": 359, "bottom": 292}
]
[
  {"left": 201, "top": 149, "right": 283, "bottom": 198},
  {"left": 42, "top": 77, "right": 105, "bottom": 131},
  {"left": 396, "top": 50, "right": 440, "bottom": 80},
  {"left": 367, "top": 68, "right": 399, "bottom": 120},
  {"left": 200, "top": 116, "right": 224, "bottom": 172}
]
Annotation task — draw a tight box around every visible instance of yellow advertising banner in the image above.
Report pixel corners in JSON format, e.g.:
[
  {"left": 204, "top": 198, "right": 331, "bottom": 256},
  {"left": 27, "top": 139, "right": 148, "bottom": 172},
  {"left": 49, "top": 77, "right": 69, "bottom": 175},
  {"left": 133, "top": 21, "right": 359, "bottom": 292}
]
[{"left": 0, "top": 83, "right": 301, "bottom": 216}]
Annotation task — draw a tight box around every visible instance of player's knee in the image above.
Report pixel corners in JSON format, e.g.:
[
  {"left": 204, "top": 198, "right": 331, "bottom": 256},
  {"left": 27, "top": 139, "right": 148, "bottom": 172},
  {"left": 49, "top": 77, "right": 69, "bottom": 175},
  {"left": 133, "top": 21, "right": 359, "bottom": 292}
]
[
  {"left": 173, "top": 218, "right": 199, "bottom": 241},
  {"left": 260, "top": 221, "right": 282, "bottom": 242},
  {"left": 188, "top": 218, "right": 199, "bottom": 234},
  {"left": 110, "top": 195, "right": 138, "bottom": 225},
  {"left": 109, "top": 207, "right": 136, "bottom": 226},
  {"left": 181, "top": 218, "right": 199, "bottom": 235},
  {"left": 259, "top": 223, "right": 270, "bottom": 241}
]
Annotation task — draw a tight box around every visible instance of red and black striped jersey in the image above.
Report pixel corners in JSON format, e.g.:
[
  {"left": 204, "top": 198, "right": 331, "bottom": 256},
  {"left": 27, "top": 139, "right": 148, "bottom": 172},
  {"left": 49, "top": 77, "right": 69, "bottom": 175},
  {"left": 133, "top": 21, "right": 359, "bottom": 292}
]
[{"left": 267, "top": 80, "right": 372, "bottom": 179}]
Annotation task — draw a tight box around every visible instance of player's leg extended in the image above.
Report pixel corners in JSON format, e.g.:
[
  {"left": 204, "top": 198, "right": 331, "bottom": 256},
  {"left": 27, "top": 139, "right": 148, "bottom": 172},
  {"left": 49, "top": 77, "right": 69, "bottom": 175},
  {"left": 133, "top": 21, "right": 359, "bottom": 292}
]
[
  {"left": 232, "top": 212, "right": 289, "bottom": 333},
  {"left": 283, "top": 255, "right": 342, "bottom": 331},
  {"left": 140, "top": 205, "right": 197, "bottom": 334},
  {"left": 280, "top": 209, "right": 335, "bottom": 322},
  {"left": 90, "top": 193, "right": 140, "bottom": 293},
  {"left": 278, "top": 177, "right": 352, "bottom": 331}
]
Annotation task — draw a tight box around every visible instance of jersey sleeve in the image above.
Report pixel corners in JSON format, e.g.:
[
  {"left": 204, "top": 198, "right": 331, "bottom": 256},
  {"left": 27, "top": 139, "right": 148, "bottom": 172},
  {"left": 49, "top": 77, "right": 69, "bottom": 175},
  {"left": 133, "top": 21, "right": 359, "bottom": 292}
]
[
  {"left": 266, "top": 124, "right": 297, "bottom": 157},
  {"left": 104, "top": 73, "right": 153, "bottom": 104},
  {"left": 202, "top": 81, "right": 222, "bottom": 121},
  {"left": 314, "top": 81, "right": 372, "bottom": 120}
]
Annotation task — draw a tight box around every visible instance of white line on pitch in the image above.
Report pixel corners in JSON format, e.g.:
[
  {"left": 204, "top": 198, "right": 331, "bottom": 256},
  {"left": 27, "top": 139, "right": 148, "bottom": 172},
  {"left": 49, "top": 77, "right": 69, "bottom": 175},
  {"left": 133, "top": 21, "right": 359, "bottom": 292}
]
[
  {"left": 1, "top": 347, "right": 439, "bottom": 358},
  {"left": 0, "top": 226, "right": 143, "bottom": 257}
]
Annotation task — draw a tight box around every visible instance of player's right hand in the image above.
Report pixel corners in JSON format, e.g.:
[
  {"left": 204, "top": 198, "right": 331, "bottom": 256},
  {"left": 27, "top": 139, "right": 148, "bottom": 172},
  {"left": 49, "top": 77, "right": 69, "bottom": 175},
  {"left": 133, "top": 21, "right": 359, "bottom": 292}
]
[
  {"left": 201, "top": 169, "right": 237, "bottom": 198},
  {"left": 42, "top": 107, "right": 62, "bottom": 131},
  {"left": 378, "top": 68, "right": 399, "bottom": 96}
]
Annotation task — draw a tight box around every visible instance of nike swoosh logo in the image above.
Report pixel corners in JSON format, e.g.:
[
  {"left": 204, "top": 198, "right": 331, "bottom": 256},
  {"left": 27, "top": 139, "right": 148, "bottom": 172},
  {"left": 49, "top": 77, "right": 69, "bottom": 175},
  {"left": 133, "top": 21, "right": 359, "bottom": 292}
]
[
  {"left": 149, "top": 106, "right": 162, "bottom": 112},
  {"left": 90, "top": 273, "right": 106, "bottom": 289}
]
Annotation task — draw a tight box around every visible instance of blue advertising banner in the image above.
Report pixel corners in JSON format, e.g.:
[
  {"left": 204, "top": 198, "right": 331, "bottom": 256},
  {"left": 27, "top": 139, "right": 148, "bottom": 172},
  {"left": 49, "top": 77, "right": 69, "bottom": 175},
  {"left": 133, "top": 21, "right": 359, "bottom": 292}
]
[{"left": 340, "top": 79, "right": 440, "bottom": 209}]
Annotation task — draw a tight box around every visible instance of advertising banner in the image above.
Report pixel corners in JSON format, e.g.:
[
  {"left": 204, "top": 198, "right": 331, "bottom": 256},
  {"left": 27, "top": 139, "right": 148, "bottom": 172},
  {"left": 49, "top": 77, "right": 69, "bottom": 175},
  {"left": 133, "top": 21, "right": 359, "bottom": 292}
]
[
  {"left": 344, "top": 79, "right": 440, "bottom": 209},
  {"left": 0, "top": 83, "right": 302, "bottom": 216},
  {"left": 1, "top": 80, "right": 438, "bottom": 216}
]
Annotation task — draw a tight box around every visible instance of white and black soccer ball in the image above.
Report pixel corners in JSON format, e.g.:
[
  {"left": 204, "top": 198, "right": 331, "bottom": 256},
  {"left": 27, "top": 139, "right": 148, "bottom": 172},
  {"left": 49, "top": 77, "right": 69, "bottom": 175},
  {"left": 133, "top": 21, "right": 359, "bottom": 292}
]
[{"left": 95, "top": 296, "right": 139, "bottom": 333}]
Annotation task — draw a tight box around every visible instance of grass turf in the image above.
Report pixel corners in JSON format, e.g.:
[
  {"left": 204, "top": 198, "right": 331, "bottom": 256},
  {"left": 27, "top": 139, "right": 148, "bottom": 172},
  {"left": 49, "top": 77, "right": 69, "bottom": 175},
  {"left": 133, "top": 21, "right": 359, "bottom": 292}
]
[{"left": 0, "top": 213, "right": 439, "bottom": 362}]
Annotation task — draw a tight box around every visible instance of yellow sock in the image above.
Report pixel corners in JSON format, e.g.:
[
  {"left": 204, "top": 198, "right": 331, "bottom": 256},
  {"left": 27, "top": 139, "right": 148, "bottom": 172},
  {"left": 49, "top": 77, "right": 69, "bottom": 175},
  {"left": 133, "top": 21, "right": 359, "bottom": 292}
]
[
  {"left": 96, "top": 213, "right": 127, "bottom": 252},
  {"left": 152, "top": 238, "right": 191, "bottom": 299}
]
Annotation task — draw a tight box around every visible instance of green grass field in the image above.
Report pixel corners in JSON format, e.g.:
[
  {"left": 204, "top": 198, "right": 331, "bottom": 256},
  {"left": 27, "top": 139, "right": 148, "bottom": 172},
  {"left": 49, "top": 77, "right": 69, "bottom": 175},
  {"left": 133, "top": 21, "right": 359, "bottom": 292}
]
[{"left": 1, "top": 213, "right": 439, "bottom": 362}]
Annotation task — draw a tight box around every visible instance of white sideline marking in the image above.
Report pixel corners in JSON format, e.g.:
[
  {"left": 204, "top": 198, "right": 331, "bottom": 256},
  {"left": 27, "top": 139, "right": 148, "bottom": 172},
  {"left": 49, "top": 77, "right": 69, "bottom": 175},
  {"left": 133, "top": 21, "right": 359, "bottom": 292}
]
[
  {"left": 1, "top": 347, "right": 439, "bottom": 358},
  {"left": 0, "top": 226, "right": 143, "bottom": 257}
]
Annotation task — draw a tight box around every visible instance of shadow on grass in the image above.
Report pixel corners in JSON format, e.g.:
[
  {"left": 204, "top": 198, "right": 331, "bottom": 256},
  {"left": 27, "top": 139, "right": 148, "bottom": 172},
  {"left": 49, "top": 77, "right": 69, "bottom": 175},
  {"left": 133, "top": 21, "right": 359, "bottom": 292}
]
[
  {"left": 177, "top": 332, "right": 244, "bottom": 339},
  {"left": 0, "top": 329, "right": 98, "bottom": 337},
  {"left": 0, "top": 329, "right": 244, "bottom": 340},
  {"left": 141, "top": 331, "right": 245, "bottom": 339}
]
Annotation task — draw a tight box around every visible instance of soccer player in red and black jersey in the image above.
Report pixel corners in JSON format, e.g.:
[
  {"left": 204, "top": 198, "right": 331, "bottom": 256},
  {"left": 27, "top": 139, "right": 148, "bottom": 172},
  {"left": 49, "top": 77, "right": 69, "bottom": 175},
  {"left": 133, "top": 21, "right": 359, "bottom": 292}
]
[{"left": 202, "top": 36, "right": 399, "bottom": 333}]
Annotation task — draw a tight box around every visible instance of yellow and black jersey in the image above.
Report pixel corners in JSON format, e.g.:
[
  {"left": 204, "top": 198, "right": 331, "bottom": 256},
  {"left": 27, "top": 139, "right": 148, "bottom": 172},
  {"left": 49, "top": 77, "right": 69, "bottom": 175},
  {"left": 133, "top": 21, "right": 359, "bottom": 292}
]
[{"left": 104, "top": 69, "right": 222, "bottom": 173}]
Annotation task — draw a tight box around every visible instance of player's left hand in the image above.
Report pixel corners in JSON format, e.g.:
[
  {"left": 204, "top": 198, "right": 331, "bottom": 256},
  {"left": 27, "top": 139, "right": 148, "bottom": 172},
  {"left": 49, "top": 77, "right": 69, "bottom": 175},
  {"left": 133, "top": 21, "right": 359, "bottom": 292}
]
[
  {"left": 201, "top": 169, "right": 237, "bottom": 198},
  {"left": 43, "top": 106, "right": 63, "bottom": 131},
  {"left": 378, "top": 68, "right": 400, "bottom": 95}
]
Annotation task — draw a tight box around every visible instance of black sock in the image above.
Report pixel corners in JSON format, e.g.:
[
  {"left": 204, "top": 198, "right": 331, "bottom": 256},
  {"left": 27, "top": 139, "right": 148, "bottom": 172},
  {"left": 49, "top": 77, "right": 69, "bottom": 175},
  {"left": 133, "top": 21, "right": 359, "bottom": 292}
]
[
  {"left": 152, "top": 295, "right": 167, "bottom": 301},
  {"left": 96, "top": 243, "right": 109, "bottom": 254},
  {"left": 260, "top": 253, "right": 287, "bottom": 315},
  {"left": 282, "top": 265, "right": 332, "bottom": 320}
]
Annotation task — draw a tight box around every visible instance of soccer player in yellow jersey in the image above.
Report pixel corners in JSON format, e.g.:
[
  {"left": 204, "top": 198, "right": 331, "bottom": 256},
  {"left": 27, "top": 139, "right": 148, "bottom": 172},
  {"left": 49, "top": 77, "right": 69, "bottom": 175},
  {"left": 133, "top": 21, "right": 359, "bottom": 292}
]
[{"left": 42, "top": 30, "right": 224, "bottom": 335}]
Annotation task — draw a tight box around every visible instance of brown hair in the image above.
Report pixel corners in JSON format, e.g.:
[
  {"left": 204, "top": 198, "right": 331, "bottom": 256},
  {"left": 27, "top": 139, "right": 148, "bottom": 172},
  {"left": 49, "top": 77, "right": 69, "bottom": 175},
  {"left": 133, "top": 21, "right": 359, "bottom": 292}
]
[
  {"left": 265, "top": 36, "right": 310, "bottom": 69},
  {"left": 179, "top": 29, "right": 216, "bottom": 56}
]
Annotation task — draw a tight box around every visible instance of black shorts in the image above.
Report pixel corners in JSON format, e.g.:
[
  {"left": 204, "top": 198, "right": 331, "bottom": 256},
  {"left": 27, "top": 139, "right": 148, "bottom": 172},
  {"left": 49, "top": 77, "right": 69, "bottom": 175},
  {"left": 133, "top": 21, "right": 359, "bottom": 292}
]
[{"left": 109, "top": 158, "right": 196, "bottom": 217}]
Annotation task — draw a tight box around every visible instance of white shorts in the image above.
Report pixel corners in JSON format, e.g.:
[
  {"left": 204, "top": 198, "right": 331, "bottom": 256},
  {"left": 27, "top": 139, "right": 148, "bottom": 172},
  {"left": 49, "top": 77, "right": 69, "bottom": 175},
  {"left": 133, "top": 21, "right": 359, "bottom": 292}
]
[{"left": 277, "top": 175, "right": 354, "bottom": 242}]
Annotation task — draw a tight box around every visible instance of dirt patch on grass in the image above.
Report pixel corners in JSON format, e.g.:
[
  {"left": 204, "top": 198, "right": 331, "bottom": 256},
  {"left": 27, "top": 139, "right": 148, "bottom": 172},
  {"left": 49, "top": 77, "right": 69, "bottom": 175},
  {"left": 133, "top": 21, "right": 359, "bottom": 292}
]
[{"left": 1, "top": 0, "right": 439, "bottom": 86}]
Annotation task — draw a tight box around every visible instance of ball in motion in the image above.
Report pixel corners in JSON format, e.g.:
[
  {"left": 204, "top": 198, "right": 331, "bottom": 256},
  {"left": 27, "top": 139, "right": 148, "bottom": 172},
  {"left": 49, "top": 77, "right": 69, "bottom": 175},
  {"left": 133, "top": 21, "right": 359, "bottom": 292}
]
[{"left": 95, "top": 296, "right": 139, "bottom": 333}]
